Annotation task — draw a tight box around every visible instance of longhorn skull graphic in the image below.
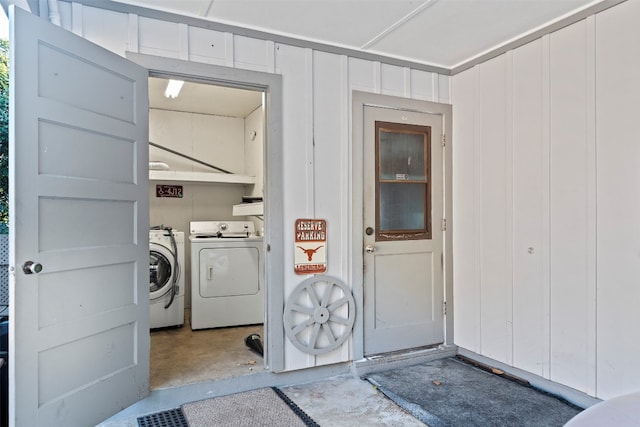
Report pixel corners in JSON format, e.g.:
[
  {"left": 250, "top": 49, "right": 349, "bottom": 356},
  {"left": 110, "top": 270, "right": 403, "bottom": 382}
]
[{"left": 297, "top": 245, "right": 324, "bottom": 261}]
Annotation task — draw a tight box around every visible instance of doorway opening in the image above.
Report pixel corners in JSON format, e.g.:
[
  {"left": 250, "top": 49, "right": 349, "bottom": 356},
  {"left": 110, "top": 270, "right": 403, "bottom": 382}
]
[{"left": 147, "top": 76, "right": 267, "bottom": 389}]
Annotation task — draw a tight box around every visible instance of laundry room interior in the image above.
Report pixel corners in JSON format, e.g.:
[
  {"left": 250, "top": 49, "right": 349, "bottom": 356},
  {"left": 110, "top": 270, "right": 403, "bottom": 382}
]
[{"left": 147, "top": 75, "right": 267, "bottom": 389}]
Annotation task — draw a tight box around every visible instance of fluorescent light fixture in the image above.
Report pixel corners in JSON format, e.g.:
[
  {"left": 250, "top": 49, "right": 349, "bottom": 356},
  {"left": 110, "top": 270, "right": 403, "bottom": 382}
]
[{"left": 164, "top": 79, "right": 184, "bottom": 99}]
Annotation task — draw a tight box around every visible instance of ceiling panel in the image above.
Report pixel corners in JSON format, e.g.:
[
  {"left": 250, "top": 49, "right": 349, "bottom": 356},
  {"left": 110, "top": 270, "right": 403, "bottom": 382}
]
[
  {"left": 149, "top": 77, "right": 262, "bottom": 117},
  {"left": 368, "top": 0, "right": 596, "bottom": 67},
  {"left": 117, "top": 0, "right": 604, "bottom": 68},
  {"left": 204, "top": 0, "right": 430, "bottom": 48}
]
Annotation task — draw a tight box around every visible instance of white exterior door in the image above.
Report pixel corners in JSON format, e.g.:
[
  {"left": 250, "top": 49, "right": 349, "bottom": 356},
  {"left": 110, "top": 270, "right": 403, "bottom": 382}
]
[
  {"left": 363, "top": 105, "right": 444, "bottom": 355},
  {"left": 9, "top": 6, "right": 149, "bottom": 426}
]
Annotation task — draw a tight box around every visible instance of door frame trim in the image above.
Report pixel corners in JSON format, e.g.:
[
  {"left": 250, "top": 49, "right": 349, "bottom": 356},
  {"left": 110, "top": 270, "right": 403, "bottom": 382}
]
[
  {"left": 351, "top": 91, "right": 453, "bottom": 360},
  {"left": 126, "top": 52, "right": 285, "bottom": 372}
]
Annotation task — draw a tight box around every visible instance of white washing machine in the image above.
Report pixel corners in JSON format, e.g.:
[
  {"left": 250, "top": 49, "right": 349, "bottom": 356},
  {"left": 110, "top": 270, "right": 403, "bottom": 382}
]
[
  {"left": 189, "top": 221, "right": 264, "bottom": 330},
  {"left": 149, "top": 228, "right": 185, "bottom": 329}
]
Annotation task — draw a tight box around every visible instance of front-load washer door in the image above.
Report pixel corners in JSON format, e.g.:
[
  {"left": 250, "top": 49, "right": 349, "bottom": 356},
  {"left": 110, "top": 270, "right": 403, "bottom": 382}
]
[
  {"left": 199, "top": 247, "right": 260, "bottom": 297},
  {"left": 149, "top": 243, "right": 176, "bottom": 300}
]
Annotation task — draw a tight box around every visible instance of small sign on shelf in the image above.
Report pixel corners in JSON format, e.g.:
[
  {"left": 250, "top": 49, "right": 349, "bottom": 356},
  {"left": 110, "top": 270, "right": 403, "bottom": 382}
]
[{"left": 156, "top": 184, "right": 183, "bottom": 198}]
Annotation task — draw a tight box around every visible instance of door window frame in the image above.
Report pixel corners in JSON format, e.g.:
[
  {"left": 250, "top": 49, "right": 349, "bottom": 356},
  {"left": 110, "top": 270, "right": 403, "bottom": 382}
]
[{"left": 375, "top": 120, "right": 432, "bottom": 241}]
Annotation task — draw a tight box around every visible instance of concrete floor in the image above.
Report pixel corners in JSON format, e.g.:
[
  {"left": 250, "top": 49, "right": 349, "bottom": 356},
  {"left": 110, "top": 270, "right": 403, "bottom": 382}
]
[
  {"left": 100, "top": 311, "right": 422, "bottom": 426},
  {"left": 99, "top": 338, "right": 590, "bottom": 427},
  {"left": 281, "top": 375, "right": 424, "bottom": 426},
  {"left": 150, "top": 313, "right": 265, "bottom": 389},
  {"left": 99, "top": 315, "right": 425, "bottom": 426},
  {"left": 99, "top": 373, "right": 421, "bottom": 426},
  {"left": 99, "top": 318, "right": 586, "bottom": 426}
]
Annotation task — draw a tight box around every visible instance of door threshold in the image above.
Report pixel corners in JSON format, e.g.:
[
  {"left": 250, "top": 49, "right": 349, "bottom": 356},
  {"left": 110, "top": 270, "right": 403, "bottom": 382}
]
[{"left": 353, "top": 344, "right": 458, "bottom": 377}]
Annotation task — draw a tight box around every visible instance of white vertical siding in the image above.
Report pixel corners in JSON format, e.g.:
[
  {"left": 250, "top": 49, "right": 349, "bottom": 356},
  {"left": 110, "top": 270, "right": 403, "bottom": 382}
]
[
  {"left": 380, "top": 63, "right": 407, "bottom": 96},
  {"left": 233, "top": 36, "right": 275, "bottom": 73},
  {"left": 452, "top": 68, "right": 480, "bottom": 352},
  {"left": 478, "top": 55, "right": 510, "bottom": 364},
  {"left": 453, "top": 1, "right": 639, "bottom": 399},
  {"left": 59, "top": 0, "right": 452, "bottom": 372},
  {"left": 595, "top": 0, "right": 640, "bottom": 400},
  {"left": 274, "top": 43, "right": 315, "bottom": 370},
  {"left": 511, "top": 39, "right": 546, "bottom": 377},
  {"left": 187, "top": 27, "right": 228, "bottom": 66},
  {"left": 312, "top": 51, "right": 350, "bottom": 366},
  {"left": 138, "top": 17, "right": 181, "bottom": 58},
  {"left": 409, "top": 69, "right": 435, "bottom": 101},
  {"left": 549, "top": 19, "right": 592, "bottom": 393}
]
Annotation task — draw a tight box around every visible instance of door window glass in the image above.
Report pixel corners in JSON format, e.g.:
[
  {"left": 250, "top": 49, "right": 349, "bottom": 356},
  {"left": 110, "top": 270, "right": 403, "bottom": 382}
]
[{"left": 375, "top": 121, "right": 431, "bottom": 241}]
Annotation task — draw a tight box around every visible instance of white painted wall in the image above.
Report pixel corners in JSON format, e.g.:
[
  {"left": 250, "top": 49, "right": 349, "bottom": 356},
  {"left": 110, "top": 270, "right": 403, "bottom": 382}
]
[
  {"left": 244, "top": 105, "right": 264, "bottom": 200},
  {"left": 148, "top": 108, "right": 257, "bottom": 307},
  {"left": 452, "top": 0, "right": 640, "bottom": 400},
  {"left": 56, "top": 0, "right": 451, "bottom": 371}
]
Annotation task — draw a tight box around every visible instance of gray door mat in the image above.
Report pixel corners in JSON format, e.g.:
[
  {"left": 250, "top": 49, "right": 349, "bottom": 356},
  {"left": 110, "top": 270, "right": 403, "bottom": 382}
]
[
  {"left": 181, "top": 387, "right": 320, "bottom": 427},
  {"left": 365, "top": 357, "right": 582, "bottom": 427}
]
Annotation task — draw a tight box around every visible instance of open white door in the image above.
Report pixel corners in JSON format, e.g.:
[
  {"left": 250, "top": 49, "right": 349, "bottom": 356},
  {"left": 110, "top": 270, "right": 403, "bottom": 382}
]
[{"left": 9, "top": 6, "right": 149, "bottom": 426}]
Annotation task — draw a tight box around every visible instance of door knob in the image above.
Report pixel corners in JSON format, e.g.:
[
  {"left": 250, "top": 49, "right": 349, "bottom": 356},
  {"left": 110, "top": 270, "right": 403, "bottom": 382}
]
[
  {"left": 365, "top": 245, "right": 375, "bottom": 254},
  {"left": 22, "top": 261, "right": 43, "bottom": 275}
]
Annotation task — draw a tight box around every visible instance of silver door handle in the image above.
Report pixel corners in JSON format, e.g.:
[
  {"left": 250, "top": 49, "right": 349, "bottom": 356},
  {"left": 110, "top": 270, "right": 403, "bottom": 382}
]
[
  {"left": 207, "top": 266, "right": 213, "bottom": 280},
  {"left": 22, "top": 261, "right": 43, "bottom": 275},
  {"left": 365, "top": 245, "right": 375, "bottom": 254}
]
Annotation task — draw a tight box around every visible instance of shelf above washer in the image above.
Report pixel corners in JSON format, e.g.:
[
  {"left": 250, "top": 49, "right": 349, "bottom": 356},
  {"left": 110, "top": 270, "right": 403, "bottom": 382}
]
[
  {"left": 232, "top": 201, "right": 263, "bottom": 217},
  {"left": 149, "top": 171, "right": 256, "bottom": 184}
]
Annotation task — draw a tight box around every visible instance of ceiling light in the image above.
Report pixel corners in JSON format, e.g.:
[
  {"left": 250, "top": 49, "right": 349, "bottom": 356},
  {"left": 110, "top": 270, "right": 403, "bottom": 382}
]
[{"left": 164, "top": 79, "right": 184, "bottom": 99}]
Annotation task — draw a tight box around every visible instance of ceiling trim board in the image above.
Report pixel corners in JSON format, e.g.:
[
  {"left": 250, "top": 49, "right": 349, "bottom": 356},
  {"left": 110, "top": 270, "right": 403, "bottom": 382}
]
[
  {"left": 450, "top": 0, "right": 627, "bottom": 75},
  {"left": 65, "top": 0, "right": 452, "bottom": 75}
]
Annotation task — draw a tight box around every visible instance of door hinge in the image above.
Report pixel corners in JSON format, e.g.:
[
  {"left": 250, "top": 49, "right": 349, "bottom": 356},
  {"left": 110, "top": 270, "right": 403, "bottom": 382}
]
[
  {"left": 441, "top": 134, "right": 446, "bottom": 147},
  {"left": 441, "top": 218, "right": 447, "bottom": 231},
  {"left": 443, "top": 301, "right": 447, "bottom": 316}
]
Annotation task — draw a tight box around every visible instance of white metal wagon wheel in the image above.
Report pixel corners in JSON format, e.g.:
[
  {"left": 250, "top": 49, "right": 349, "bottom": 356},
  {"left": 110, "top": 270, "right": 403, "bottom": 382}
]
[{"left": 284, "top": 275, "right": 356, "bottom": 355}]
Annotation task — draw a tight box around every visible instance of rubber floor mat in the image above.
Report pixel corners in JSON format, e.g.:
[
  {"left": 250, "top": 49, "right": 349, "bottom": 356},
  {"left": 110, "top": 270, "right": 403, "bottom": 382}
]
[
  {"left": 365, "top": 357, "right": 582, "bottom": 427},
  {"left": 137, "top": 408, "right": 188, "bottom": 427}
]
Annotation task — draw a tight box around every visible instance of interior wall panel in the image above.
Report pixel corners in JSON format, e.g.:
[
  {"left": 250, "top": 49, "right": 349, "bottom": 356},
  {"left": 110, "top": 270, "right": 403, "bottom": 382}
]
[
  {"left": 409, "top": 69, "right": 436, "bottom": 102},
  {"left": 312, "top": 51, "right": 350, "bottom": 366},
  {"left": 274, "top": 43, "right": 315, "bottom": 370},
  {"left": 438, "top": 74, "right": 451, "bottom": 104},
  {"left": 380, "top": 63, "right": 407, "bottom": 97},
  {"left": 80, "top": 6, "right": 129, "bottom": 56},
  {"left": 138, "top": 17, "right": 181, "bottom": 58},
  {"left": 477, "top": 55, "right": 510, "bottom": 364},
  {"left": 452, "top": 9, "right": 632, "bottom": 398},
  {"left": 348, "top": 58, "right": 379, "bottom": 93},
  {"left": 548, "top": 20, "right": 593, "bottom": 393},
  {"left": 595, "top": 0, "right": 640, "bottom": 399},
  {"left": 234, "top": 36, "right": 275, "bottom": 73},
  {"left": 511, "top": 40, "right": 546, "bottom": 376},
  {"left": 188, "top": 26, "right": 229, "bottom": 66},
  {"left": 451, "top": 69, "right": 480, "bottom": 353},
  {"left": 60, "top": 0, "right": 455, "bottom": 374}
]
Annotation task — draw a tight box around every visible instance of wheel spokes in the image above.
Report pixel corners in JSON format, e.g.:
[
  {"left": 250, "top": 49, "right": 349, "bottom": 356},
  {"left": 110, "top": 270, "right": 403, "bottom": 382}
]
[
  {"left": 283, "top": 276, "right": 356, "bottom": 355},
  {"left": 291, "top": 317, "right": 314, "bottom": 336}
]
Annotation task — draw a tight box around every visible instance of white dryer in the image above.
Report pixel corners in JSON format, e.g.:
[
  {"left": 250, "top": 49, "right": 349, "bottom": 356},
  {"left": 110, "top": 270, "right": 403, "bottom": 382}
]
[
  {"left": 189, "top": 221, "right": 264, "bottom": 330},
  {"left": 149, "top": 228, "right": 185, "bottom": 329}
]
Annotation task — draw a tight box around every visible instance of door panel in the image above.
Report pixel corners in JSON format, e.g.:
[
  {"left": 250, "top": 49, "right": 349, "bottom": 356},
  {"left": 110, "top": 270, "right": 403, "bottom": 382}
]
[
  {"left": 363, "top": 105, "right": 444, "bottom": 355},
  {"left": 10, "top": 7, "right": 149, "bottom": 426}
]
